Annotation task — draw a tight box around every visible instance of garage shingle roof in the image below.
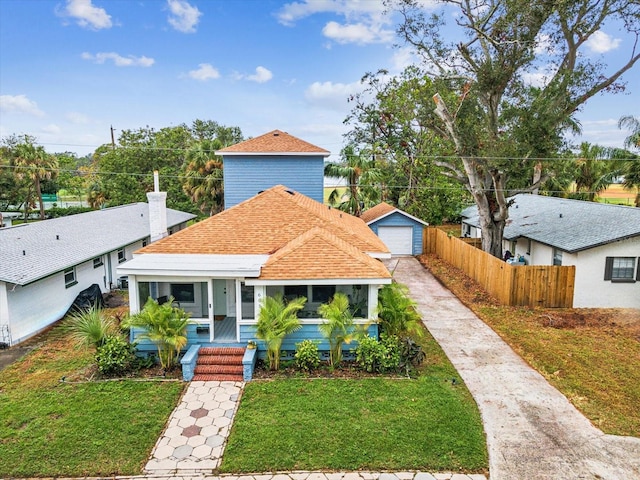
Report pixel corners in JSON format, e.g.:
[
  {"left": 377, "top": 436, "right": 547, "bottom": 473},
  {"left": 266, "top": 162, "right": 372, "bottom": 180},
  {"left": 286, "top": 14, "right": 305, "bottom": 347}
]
[
  {"left": 0, "top": 203, "right": 195, "bottom": 285},
  {"left": 461, "top": 194, "right": 640, "bottom": 252}
]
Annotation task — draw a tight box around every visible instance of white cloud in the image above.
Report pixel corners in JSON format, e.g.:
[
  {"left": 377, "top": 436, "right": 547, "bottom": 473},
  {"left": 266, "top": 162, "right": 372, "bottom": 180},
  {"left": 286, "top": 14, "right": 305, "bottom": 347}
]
[
  {"left": 305, "top": 80, "right": 363, "bottom": 110},
  {"left": 187, "top": 63, "right": 220, "bottom": 81},
  {"left": 42, "top": 124, "right": 62, "bottom": 134},
  {"left": 61, "top": 0, "right": 112, "bottom": 30},
  {"left": 167, "top": 0, "right": 202, "bottom": 33},
  {"left": 0, "top": 94, "right": 45, "bottom": 117},
  {"left": 278, "top": 0, "right": 386, "bottom": 25},
  {"left": 572, "top": 118, "right": 627, "bottom": 148},
  {"left": 322, "top": 21, "right": 393, "bottom": 45},
  {"left": 277, "top": 0, "right": 396, "bottom": 45},
  {"left": 81, "top": 52, "right": 155, "bottom": 67},
  {"left": 66, "top": 112, "right": 91, "bottom": 124},
  {"left": 247, "top": 66, "right": 273, "bottom": 83},
  {"left": 521, "top": 71, "right": 549, "bottom": 88},
  {"left": 233, "top": 66, "right": 274, "bottom": 83},
  {"left": 390, "top": 47, "right": 417, "bottom": 72},
  {"left": 586, "top": 31, "right": 621, "bottom": 54},
  {"left": 534, "top": 34, "right": 554, "bottom": 55}
]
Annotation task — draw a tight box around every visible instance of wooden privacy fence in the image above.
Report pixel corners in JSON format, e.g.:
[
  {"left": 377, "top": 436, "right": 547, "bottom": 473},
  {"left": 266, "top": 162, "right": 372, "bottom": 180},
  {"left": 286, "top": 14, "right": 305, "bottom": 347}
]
[{"left": 423, "top": 227, "right": 575, "bottom": 308}]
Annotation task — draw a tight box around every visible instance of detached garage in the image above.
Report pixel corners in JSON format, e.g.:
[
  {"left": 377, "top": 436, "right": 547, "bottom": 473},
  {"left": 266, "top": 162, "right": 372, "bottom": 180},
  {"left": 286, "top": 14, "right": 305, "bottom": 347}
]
[{"left": 361, "top": 203, "right": 428, "bottom": 256}]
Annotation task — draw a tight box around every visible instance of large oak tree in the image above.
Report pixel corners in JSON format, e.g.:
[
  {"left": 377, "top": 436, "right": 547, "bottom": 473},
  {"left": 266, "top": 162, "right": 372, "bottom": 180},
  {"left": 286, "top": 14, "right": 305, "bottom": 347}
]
[{"left": 388, "top": 0, "right": 640, "bottom": 256}]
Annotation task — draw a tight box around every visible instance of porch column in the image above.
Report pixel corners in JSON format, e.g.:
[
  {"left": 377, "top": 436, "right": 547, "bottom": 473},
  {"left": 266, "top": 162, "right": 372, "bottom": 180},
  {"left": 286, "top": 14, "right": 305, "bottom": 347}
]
[
  {"left": 207, "top": 279, "right": 214, "bottom": 342},
  {"left": 128, "top": 275, "right": 140, "bottom": 314},
  {"left": 235, "top": 279, "right": 242, "bottom": 341},
  {"left": 367, "top": 285, "right": 379, "bottom": 320},
  {"left": 254, "top": 285, "right": 266, "bottom": 319}
]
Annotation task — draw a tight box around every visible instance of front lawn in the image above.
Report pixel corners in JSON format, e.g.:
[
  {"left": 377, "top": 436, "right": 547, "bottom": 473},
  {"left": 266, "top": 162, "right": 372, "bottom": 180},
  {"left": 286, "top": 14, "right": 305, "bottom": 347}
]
[
  {"left": 221, "top": 377, "right": 487, "bottom": 474},
  {"left": 0, "top": 326, "right": 184, "bottom": 478},
  {"left": 1, "top": 311, "right": 488, "bottom": 476}
]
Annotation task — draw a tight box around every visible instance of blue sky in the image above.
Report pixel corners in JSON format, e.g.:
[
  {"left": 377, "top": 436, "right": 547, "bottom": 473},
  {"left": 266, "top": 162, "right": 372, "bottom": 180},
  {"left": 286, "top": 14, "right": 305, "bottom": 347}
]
[{"left": 1, "top": 0, "right": 638, "bottom": 160}]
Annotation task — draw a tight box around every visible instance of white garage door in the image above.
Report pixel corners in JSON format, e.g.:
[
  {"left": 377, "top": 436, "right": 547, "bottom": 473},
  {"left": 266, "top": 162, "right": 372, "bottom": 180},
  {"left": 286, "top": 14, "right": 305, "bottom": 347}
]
[{"left": 378, "top": 226, "right": 413, "bottom": 255}]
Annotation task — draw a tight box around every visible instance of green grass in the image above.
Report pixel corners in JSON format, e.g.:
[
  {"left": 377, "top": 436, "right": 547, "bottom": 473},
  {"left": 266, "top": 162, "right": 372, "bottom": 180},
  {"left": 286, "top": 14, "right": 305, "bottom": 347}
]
[
  {"left": 221, "top": 333, "right": 487, "bottom": 474},
  {"left": 0, "top": 325, "right": 184, "bottom": 478},
  {"left": 1, "top": 319, "right": 488, "bottom": 476}
]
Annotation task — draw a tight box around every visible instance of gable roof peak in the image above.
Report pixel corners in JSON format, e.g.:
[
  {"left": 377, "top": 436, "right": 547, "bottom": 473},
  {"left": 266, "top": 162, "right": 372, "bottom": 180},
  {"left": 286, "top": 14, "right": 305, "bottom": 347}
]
[{"left": 215, "top": 129, "right": 330, "bottom": 156}]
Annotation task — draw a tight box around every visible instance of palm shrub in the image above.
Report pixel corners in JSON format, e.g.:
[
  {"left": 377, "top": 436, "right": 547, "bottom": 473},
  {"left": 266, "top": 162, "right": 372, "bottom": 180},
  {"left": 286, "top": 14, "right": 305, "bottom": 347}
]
[
  {"left": 378, "top": 282, "right": 426, "bottom": 371},
  {"left": 123, "top": 297, "right": 191, "bottom": 371},
  {"left": 318, "top": 292, "right": 360, "bottom": 367},
  {"left": 377, "top": 282, "right": 424, "bottom": 338},
  {"left": 255, "top": 293, "right": 305, "bottom": 370},
  {"left": 64, "top": 305, "right": 117, "bottom": 349}
]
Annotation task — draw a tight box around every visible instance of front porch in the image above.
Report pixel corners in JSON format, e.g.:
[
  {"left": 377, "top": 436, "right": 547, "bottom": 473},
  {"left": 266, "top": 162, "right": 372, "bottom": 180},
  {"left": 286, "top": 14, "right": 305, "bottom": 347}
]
[{"left": 118, "top": 267, "right": 387, "bottom": 381}]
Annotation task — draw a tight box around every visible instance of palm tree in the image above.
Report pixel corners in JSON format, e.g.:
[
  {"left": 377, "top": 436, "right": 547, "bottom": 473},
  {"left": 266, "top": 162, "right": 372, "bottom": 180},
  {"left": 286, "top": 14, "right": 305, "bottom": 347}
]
[
  {"left": 571, "top": 142, "right": 620, "bottom": 202},
  {"left": 64, "top": 305, "right": 117, "bottom": 349},
  {"left": 324, "top": 145, "right": 382, "bottom": 217},
  {"left": 377, "top": 283, "right": 424, "bottom": 339},
  {"left": 13, "top": 137, "right": 58, "bottom": 220},
  {"left": 123, "top": 297, "right": 191, "bottom": 371},
  {"left": 87, "top": 181, "right": 107, "bottom": 209},
  {"left": 182, "top": 139, "right": 224, "bottom": 216},
  {"left": 619, "top": 115, "right": 640, "bottom": 150},
  {"left": 318, "top": 292, "right": 358, "bottom": 367},
  {"left": 618, "top": 115, "right": 640, "bottom": 206},
  {"left": 255, "top": 293, "right": 305, "bottom": 370}
]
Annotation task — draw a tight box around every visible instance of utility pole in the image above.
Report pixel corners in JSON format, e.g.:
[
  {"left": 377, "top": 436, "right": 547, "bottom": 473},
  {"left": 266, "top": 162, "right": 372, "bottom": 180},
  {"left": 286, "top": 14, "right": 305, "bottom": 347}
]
[{"left": 110, "top": 125, "right": 116, "bottom": 149}]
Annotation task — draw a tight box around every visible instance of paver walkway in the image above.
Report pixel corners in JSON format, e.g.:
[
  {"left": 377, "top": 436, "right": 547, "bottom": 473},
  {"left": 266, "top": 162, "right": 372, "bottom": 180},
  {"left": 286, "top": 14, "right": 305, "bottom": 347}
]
[
  {"left": 145, "top": 381, "right": 242, "bottom": 473},
  {"left": 389, "top": 257, "right": 640, "bottom": 480}
]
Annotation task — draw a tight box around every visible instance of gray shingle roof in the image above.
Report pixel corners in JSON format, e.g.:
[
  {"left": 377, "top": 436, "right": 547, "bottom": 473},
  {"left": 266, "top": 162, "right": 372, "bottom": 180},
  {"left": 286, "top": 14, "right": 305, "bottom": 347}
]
[
  {"left": 0, "top": 203, "right": 195, "bottom": 285},
  {"left": 461, "top": 194, "right": 640, "bottom": 252}
]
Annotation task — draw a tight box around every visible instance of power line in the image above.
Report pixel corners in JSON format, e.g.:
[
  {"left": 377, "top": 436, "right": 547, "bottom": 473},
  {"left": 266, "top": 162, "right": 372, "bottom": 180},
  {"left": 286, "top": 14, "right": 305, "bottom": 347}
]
[{"left": 4, "top": 141, "right": 638, "bottom": 162}]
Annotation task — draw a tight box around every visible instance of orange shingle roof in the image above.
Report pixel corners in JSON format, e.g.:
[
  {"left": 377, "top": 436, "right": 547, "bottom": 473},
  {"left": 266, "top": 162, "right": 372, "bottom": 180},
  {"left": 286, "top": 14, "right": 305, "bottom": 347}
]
[
  {"left": 216, "top": 130, "right": 329, "bottom": 154},
  {"left": 138, "top": 185, "right": 389, "bottom": 256},
  {"left": 360, "top": 202, "right": 396, "bottom": 223},
  {"left": 259, "top": 227, "right": 391, "bottom": 280}
]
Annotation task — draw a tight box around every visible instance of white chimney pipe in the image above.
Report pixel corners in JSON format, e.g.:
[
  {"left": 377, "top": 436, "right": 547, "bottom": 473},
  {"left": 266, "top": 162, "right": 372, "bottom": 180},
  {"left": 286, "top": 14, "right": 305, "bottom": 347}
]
[{"left": 147, "top": 170, "right": 168, "bottom": 242}]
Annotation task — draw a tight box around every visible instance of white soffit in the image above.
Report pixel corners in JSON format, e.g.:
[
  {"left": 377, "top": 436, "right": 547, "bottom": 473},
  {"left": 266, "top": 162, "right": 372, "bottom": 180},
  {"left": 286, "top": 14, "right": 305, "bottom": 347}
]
[{"left": 117, "top": 254, "right": 268, "bottom": 277}]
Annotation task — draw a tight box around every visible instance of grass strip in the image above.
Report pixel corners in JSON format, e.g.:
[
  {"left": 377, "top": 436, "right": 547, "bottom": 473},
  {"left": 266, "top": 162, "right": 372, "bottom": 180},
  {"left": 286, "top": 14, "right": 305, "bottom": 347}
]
[{"left": 221, "top": 376, "right": 487, "bottom": 474}]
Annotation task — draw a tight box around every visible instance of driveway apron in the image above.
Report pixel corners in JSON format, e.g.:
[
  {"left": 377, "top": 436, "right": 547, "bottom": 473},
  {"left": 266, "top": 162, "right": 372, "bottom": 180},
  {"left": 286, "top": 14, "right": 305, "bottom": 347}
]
[{"left": 388, "top": 257, "right": 640, "bottom": 480}]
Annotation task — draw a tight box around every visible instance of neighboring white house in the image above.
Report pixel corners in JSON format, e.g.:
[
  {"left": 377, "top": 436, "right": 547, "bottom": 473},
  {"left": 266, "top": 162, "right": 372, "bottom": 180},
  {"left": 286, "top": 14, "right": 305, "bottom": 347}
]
[
  {"left": 0, "top": 201, "right": 194, "bottom": 346},
  {"left": 461, "top": 194, "right": 640, "bottom": 308}
]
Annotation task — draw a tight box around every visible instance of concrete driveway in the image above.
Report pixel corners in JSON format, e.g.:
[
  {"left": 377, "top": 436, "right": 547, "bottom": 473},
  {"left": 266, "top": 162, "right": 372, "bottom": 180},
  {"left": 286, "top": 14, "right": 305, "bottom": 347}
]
[{"left": 388, "top": 257, "right": 640, "bottom": 480}]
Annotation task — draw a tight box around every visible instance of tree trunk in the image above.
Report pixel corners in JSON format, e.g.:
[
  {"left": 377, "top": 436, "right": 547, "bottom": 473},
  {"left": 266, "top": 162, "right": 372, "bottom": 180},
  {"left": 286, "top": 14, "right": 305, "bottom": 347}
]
[
  {"left": 35, "top": 178, "right": 45, "bottom": 220},
  {"left": 532, "top": 162, "right": 542, "bottom": 195}
]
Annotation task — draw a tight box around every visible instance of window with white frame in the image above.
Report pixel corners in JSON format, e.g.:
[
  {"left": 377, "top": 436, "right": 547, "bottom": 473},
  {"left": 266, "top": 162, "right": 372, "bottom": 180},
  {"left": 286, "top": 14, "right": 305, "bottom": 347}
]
[
  {"left": 552, "top": 249, "right": 563, "bottom": 266},
  {"left": 604, "top": 257, "right": 638, "bottom": 282},
  {"left": 93, "top": 256, "right": 103, "bottom": 268},
  {"left": 64, "top": 267, "right": 77, "bottom": 288},
  {"left": 117, "top": 248, "right": 126, "bottom": 263}
]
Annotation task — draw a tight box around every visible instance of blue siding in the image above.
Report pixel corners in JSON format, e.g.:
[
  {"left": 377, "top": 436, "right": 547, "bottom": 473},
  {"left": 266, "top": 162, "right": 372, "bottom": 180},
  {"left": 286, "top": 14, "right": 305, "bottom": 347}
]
[
  {"left": 131, "top": 323, "right": 379, "bottom": 359},
  {"left": 223, "top": 155, "right": 324, "bottom": 208},
  {"left": 240, "top": 323, "right": 378, "bottom": 360},
  {"left": 369, "top": 211, "right": 425, "bottom": 255}
]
